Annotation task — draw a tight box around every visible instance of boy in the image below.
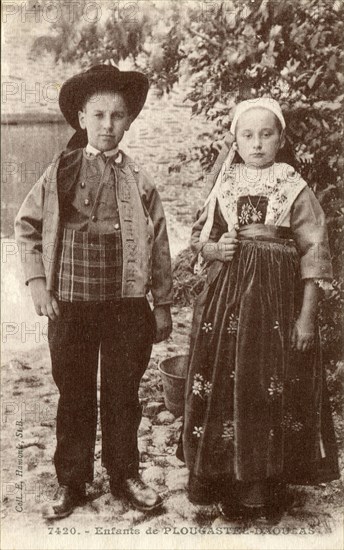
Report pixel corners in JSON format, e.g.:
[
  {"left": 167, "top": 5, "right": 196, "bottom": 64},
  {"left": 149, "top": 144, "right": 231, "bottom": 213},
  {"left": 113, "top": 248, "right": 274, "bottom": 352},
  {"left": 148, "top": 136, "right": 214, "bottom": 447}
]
[{"left": 15, "top": 64, "right": 173, "bottom": 519}]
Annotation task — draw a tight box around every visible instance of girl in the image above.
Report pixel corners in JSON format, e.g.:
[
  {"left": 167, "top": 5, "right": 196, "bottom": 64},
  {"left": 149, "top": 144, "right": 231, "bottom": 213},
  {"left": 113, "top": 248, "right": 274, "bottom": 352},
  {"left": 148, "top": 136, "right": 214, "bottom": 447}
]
[{"left": 181, "top": 98, "right": 339, "bottom": 519}]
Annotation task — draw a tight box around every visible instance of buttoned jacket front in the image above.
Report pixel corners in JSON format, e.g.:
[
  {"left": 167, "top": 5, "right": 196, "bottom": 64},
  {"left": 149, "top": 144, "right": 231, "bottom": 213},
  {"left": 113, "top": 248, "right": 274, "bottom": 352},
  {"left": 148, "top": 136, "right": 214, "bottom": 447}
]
[{"left": 15, "top": 148, "right": 173, "bottom": 307}]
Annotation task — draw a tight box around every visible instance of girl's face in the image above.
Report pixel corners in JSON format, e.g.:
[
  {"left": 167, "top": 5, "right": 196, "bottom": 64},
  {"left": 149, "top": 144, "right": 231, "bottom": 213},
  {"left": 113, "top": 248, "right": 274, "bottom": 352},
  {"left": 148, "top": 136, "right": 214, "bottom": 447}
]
[{"left": 235, "top": 107, "right": 285, "bottom": 168}]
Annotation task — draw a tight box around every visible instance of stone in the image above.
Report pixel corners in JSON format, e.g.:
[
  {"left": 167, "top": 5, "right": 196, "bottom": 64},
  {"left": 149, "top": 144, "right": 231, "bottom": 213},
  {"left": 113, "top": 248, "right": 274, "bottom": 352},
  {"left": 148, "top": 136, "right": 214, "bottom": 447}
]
[
  {"left": 156, "top": 411, "right": 176, "bottom": 425},
  {"left": 9, "top": 359, "right": 31, "bottom": 370},
  {"left": 165, "top": 455, "right": 185, "bottom": 468},
  {"left": 89, "top": 493, "right": 114, "bottom": 509},
  {"left": 172, "top": 418, "right": 183, "bottom": 430},
  {"left": 138, "top": 436, "right": 149, "bottom": 452},
  {"left": 121, "top": 509, "right": 145, "bottom": 524},
  {"left": 138, "top": 417, "right": 152, "bottom": 437},
  {"left": 151, "top": 426, "right": 175, "bottom": 450},
  {"left": 21, "top": 439, "right": 45, "bottom": 450},
  {"left": 40, "top": 420, "right": 55, "bottom": 428},
  {"left": 139, "top": 460, "right": 152, "bottom": 468},
  {"left": 143, "top": 401, "right": 165, "bottom": 417},
  {"left": 142, "top": 466, "right": 165, "bottom": 485},
  {"left": 138, "top": 437, "right": 150, "bottom": 462},
  {"left": 165, "top": 468, "right": 189, "bottom": 491},
  {"left": 29, "top": 426, "right": 49, "bottom": 438},
  {"left": 167, "top": 424, "right": 182, "bottom": 446},
  {"left": 165, "top": 493, "right": 197, "bottom": 519},
  {"left": 87, "top": 494, "right": 127, "bottom": 516},
  {"left": 26, "top": 447, "right": 42, "bottom": 470}
]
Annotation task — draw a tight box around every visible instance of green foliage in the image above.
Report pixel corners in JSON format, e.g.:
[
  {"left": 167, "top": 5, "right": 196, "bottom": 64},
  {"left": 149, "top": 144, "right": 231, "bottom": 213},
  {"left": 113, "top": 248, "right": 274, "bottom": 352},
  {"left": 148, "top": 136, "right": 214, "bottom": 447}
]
[
  {"left": 172, "top": 247, "right": 206, "bottom": 306},
  {"left": 158, "top": 0, "right": 344, "bottom": 367},
  {"left": 326, "top": 361, "right": 344, "bottom": 414},
  {"left": 168, "top": 0, "right": 343, "bottom": 369},
  {"left": 31, "top": 0, "right": 343, "bottom": 366},
  {"left": 31, "top": 0, "right": 153, "bottom": 66}
]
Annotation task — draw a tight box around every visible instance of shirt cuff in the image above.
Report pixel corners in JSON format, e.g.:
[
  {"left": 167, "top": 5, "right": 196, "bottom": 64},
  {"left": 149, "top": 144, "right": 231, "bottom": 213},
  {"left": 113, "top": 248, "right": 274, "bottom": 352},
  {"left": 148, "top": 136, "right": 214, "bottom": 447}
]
[
  {"left": 22, "top": 253, "right": 46, "bottom": 285},
  {"left": 153, "top": 300, "right": 173, "bottom": 308},
  {"left": 300, "top": 247, "right": 333, "bottom": 280}
]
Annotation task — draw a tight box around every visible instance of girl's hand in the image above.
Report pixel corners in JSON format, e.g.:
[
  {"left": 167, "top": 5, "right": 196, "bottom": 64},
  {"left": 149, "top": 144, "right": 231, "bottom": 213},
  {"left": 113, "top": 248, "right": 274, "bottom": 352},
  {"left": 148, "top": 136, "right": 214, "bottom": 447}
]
[
  {"left": 29, "top": 278, "right": 60, "bottom": 320},
  {"left": 202, "top": 231, "right": 238, "bottom": 263},
  {"left": 153, "top": 305, "right": 172, "bottom": 344},
  {"left": 291, "top": 316, "right": 315, "bottom": 352}
]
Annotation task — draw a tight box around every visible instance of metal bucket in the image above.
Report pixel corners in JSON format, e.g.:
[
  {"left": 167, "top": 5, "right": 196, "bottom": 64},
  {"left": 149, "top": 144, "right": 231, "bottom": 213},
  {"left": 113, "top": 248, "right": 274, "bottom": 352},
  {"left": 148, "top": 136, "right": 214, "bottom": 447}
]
[{"left": 158, "top": 355, "right": 188, "bottom": 417}]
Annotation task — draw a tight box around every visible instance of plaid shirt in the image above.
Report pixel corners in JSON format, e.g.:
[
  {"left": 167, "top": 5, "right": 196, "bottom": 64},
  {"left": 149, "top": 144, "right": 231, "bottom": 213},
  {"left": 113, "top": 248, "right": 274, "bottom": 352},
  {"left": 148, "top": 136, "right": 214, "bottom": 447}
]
[{"left": 55, "top": 228, "right": 123, "bottom": 301}]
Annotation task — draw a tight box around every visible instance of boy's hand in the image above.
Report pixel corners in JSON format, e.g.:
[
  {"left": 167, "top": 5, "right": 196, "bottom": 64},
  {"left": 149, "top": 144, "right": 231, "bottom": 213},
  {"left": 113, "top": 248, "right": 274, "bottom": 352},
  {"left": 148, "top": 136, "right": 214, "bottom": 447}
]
[
  {"left": 29, "top": 278, "right": 60, "bottom": 320},
  {"left": 153, "top": 305, "right": 172, "bottom": 344},
  {"left": 202, "top": 231, "right": 238, "bottom": 263},
  {"left": 291, "top": 315, "right": 315, "bottom": 352}
]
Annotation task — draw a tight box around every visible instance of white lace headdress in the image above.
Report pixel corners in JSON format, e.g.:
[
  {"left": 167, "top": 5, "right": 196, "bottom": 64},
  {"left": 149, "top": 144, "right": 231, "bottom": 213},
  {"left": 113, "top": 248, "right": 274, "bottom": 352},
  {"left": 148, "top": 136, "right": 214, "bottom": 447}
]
[{"left": 199, "top": 98, "right": 286, "bottom": 243}]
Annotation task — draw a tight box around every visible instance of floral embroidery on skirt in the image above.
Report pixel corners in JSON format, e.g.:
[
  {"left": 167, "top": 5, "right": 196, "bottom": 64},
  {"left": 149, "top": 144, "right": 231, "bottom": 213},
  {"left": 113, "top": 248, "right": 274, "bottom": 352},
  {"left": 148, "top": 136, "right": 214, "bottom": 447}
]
[{"left": 182, "top": 237, "right": 339, "bottom": 490}]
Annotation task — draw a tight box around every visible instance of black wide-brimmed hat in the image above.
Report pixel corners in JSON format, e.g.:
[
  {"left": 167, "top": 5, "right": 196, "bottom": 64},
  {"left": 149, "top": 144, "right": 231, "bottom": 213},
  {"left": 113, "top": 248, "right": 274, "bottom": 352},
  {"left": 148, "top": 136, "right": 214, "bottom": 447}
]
[{"left": 59, "top": 64, "right": 149, "bottom": 131}]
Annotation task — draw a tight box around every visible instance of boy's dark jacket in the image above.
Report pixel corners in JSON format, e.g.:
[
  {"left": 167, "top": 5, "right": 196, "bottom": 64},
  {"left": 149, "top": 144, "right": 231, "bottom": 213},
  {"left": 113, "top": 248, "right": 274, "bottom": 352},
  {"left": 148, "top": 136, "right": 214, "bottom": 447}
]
[{"left": 15, "top": 148, "right": 173, "bottom": 307}]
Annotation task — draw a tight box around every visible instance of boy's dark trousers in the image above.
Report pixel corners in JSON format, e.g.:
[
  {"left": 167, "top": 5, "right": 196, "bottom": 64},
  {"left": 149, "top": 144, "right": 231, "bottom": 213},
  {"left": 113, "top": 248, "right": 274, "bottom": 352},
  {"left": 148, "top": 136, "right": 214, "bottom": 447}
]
[{"left": 48, "top": 298, "right": 155, "bottom": 488}]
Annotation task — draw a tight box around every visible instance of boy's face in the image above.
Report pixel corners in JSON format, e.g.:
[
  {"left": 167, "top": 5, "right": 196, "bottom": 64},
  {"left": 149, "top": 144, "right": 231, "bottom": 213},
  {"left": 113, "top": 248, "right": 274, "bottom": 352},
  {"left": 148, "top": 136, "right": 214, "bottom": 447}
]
[
  {"left": 78, "top": 91, "right": 133, "bottom": 151},
  {"left": 235, "top": 108, "right": 285, "bottom": 168}
]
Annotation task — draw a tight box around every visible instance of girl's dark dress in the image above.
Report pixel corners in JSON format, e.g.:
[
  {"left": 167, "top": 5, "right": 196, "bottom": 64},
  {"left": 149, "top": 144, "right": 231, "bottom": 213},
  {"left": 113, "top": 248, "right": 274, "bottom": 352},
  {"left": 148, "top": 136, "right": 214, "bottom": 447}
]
[{"left": 181, "top": 163, "right": 339, "bottom": 506}]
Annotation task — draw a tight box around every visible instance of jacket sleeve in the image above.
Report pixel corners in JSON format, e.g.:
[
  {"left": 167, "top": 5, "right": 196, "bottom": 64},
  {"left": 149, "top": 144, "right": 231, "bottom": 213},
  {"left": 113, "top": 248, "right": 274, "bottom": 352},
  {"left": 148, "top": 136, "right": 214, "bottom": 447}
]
[
  {"left": 14, "top": 170, "right": 47, "bottom": 284},
  {"left": 141, "top": 172, "right": 173, "bottom": 307},
  {"left": 290, "top": 186, "right": 333, "bottom": 280},
  {"left": 191, "top": 200, "right": 227, "bottom": 258}
]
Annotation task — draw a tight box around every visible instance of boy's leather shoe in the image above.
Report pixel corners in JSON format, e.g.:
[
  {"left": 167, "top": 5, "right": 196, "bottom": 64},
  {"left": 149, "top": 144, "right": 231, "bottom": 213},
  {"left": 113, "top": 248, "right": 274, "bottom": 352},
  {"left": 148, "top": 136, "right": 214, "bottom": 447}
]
[
  {"left": 112, "top": 476, "right": 162, "bottom": 512},
  {"left": 42, "top": 484, "right": 86, "bottom": 520}
]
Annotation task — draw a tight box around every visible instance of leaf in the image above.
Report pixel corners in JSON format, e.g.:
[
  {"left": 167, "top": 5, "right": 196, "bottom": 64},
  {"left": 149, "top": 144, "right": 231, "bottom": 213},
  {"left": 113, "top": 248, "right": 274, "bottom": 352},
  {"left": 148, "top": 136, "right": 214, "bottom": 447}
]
[
  {"left": 241, "top": 5, "right": 252, "bottom": 19},
  {"left": 227, "top": 50, "right": 240, "bottom": 64},
  {"left": 270, "top": 25, "right": 282, "bottom": 39},
  {"left": 296, "top": 150, "right": 314, "bottom": 164},
  {"left": 314, "top": 101, "right": 343, "bottom": 111},
  {"left": 328, "top": 54, "right": 337, "bottom": 71},
  {"left": 259, "top": 0, "right": 270, "bottom": 21},
  {"left": 243, "top": 24, "right": 255, "bottom": 38},
  {"left": 322, "top": 119, "right": 330, "bottom": 131},
  {"left": 310, "top": 32, "right": 320, "bottom": 50},
  {"left": 307, "top": 72, "right": 318, "bottom": 89}
]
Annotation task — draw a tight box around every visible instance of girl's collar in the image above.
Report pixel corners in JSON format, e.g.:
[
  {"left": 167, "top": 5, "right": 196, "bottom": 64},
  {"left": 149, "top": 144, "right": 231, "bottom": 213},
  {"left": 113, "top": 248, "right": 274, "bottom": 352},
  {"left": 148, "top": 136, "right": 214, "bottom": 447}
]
[{"left": 230, "top": 163, "right": 295, "bottom": 186}]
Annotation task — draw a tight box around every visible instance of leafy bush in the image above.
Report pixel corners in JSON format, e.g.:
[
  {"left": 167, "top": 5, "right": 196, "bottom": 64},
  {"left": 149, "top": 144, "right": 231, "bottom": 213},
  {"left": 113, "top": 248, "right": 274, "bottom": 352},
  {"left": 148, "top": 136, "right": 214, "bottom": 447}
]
[
  {"left": 32, "top": 0, "right": 343, "bottom": 367},
  {"left": 164, "top": 0, "right": 344, "bottom": 368},
  {"left": 326, "top": 360, "right": 344, "bottom": 415},
  {"left": 172, "top": 247, "right": 206, "bottom": 306}
]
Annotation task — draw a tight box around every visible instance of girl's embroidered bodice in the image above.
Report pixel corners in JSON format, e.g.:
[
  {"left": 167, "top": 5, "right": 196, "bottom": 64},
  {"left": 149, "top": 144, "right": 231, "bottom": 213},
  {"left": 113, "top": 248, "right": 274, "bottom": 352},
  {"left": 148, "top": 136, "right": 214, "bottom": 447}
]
[
  {"left": 237, "top": 195, "right": 269, "bottom": 226},
  {"left": 218, "top": 163, "right": 307, "bottom": 229}
]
